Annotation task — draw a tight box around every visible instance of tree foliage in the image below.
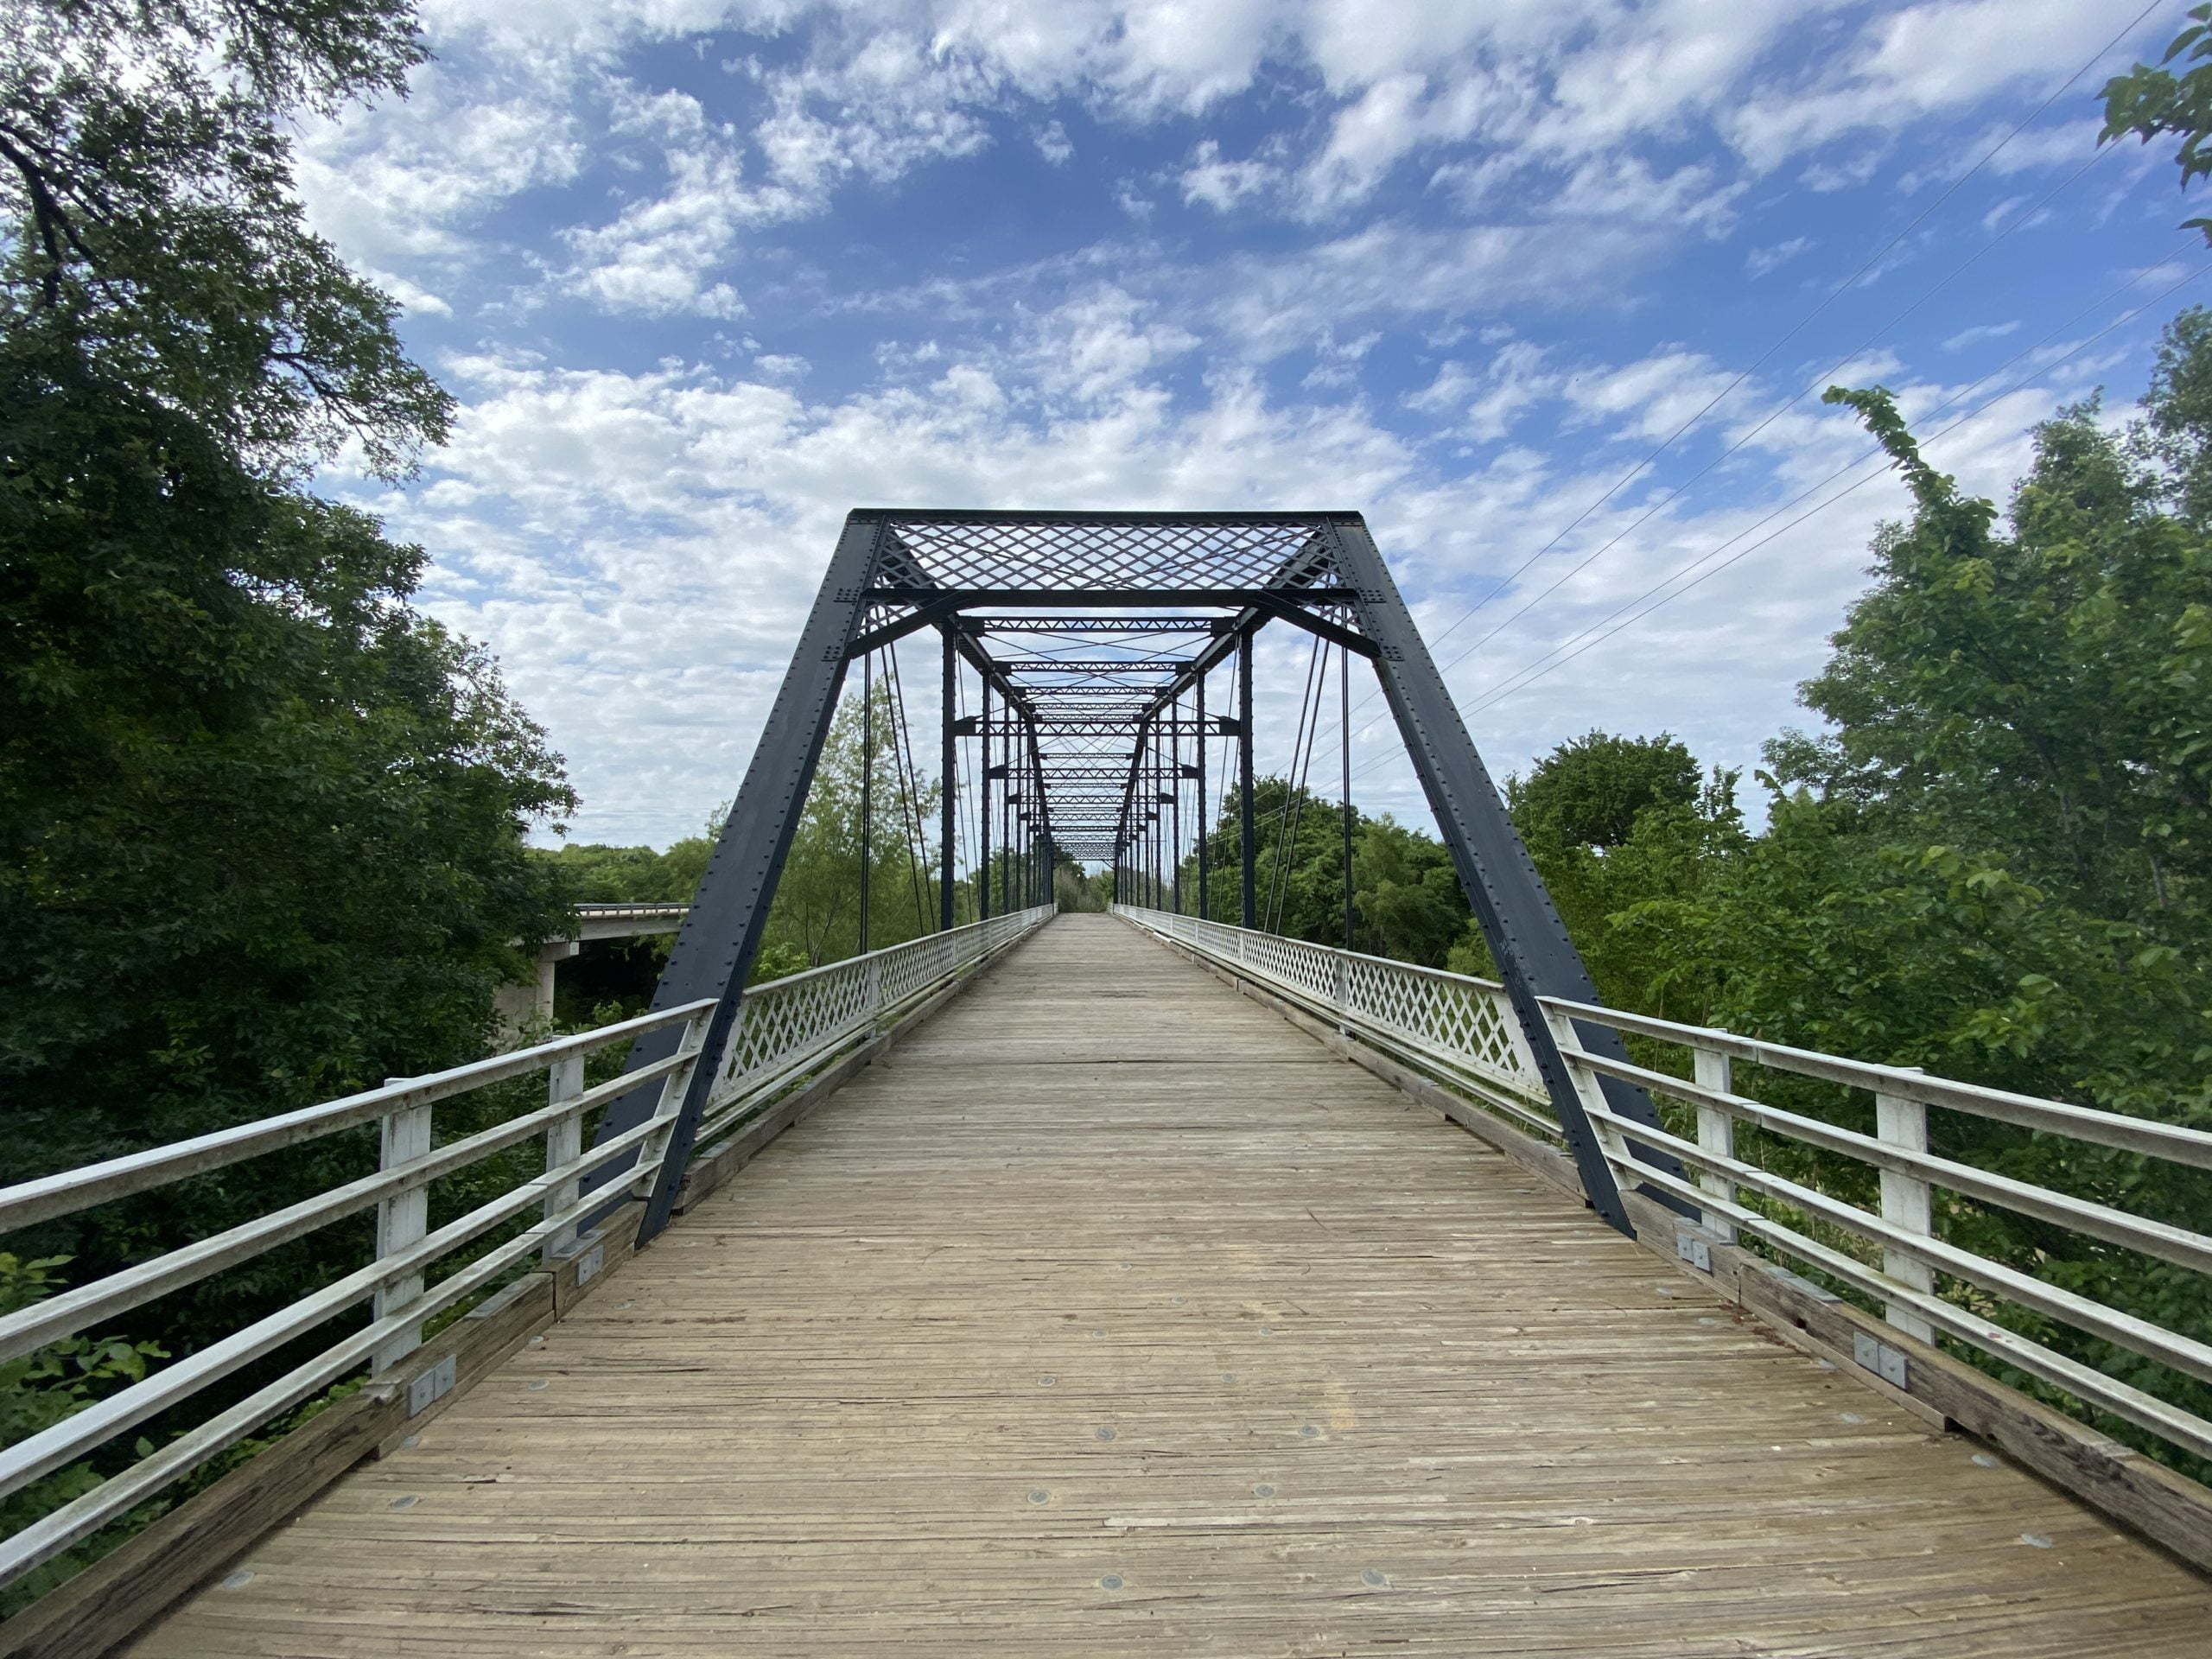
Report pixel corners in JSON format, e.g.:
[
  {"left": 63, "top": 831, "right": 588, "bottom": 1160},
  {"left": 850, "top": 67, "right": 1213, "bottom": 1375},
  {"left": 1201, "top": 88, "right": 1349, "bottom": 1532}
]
[
  {"left": 2103, "top": 3, "right": 2212, "bottom": 248},
  {"left": 1505, "top": 730, "right": 1700, "bottom": 851},
  {"left": 0, "top": 0, "right": 575, "bottom": 1571},
  {"left": 0, "top": 0, "right": 448, "bottom": 477}
]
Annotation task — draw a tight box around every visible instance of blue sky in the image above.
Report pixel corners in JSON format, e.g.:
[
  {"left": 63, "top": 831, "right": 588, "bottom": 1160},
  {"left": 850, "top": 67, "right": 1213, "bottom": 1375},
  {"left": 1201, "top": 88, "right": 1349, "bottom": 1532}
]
[{"left": 306, "top": 0, "right": 2201, "bottom": 850}]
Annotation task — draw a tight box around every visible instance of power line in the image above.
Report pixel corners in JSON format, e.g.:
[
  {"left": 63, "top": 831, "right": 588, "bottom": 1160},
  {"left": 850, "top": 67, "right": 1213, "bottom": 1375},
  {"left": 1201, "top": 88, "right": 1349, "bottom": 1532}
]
[
  {"left": 1314, "top": 0, "right": 2166, "bottom": 754},
  {"left": 1343, "top": 260, "right": 2208, "bottom": 780},
  {"left": 1423, "top": 143, "right": 2124, "bottom": 691},
  {"left": 1398, "top": 262, "right": 2211, "bottom": 745},
  {"left": 1421, "top": 0, "right": 2163, "bottom": 658}
]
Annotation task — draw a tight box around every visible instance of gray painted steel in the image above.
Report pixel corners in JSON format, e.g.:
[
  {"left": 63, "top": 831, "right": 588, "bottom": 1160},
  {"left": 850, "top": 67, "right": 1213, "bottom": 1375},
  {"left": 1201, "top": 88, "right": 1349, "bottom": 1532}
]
[{"left": 594, "top": 507, "right": 1671, "bottom": 1245}]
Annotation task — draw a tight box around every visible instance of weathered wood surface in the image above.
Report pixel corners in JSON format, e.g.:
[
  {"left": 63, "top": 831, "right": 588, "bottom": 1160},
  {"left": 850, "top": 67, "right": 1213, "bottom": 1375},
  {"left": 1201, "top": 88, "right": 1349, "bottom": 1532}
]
[{"left": 128, "top": 915, "right": 2212, "bottom": 1656}]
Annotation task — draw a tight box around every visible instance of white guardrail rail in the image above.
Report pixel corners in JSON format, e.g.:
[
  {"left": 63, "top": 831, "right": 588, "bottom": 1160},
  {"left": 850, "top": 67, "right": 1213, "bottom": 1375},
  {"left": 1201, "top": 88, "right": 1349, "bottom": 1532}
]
[
  {"left": 0, "top": 905, "right": 1052, "bottom": 1585},
  {"left": 1116, "top": 904, "right": 2212, "bottom": 1469}
]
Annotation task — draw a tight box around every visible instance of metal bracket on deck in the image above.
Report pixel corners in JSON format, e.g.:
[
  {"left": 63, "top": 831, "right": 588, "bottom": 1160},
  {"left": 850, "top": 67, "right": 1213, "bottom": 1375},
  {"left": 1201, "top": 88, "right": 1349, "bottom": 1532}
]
[
  {"left": 1853, "top": 1331, "right": 1910, "bottom": 1390},
  {"left": 1675, "top": 1227, "right": 1717, "bottom": 1273},
  {"left": 407, "top": 1353, "right": 457, "bottom": 1416}
]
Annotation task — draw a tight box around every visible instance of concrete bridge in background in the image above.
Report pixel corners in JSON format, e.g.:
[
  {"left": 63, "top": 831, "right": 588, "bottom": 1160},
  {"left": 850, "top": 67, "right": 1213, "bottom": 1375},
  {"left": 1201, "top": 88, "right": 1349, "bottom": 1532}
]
[{"left": 493, "top": 902, "right": 690, "bottom": 1031}]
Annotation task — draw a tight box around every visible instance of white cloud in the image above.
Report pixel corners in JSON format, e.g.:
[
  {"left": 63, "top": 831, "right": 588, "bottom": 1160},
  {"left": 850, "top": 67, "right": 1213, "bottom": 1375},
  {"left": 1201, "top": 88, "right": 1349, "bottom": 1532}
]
[
  {"left": 1746, "top": 236, "right": 1812, "bottom": 277},
  {"left": 1405, "top": 339, "right": 1558, "bottom": 441},
  {"left": 298, "top": 0, "right": 2178, "bottom": 851},
  {"left": 296, "top": 61, "right": 584, "bottom": 270},
  {"left": 1179, "top": 139, "right": 1276, "bottom": 211},
  {"left": 1560, "top": 348, "right": 1744, "bottom": 443},
  {"left": 1728, "top": 0, "right": 2158, "bottom": 175},
  {"left": 1034, "top": 120, "right": 1074, "bottom": 164},
  {"left": 1942, "top": 320, "right": 2019, "bottom": 352},
  {"left": 564, "top": 94, "right": 756, "bottom": 317}
]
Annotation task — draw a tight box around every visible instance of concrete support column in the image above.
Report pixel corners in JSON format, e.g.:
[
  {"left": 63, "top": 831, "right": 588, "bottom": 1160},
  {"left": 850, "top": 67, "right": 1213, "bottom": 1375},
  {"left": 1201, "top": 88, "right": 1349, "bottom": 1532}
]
[{"left": 495, "top": 939, "right": 581, "bottom": 1043}]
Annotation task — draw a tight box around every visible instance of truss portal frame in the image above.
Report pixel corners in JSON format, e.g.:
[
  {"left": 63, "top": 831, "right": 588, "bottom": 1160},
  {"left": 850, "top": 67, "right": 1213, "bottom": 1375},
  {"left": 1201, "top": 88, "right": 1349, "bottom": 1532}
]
[{"left": 588, "top": 510, "right": 1681, "bottom": 1242}]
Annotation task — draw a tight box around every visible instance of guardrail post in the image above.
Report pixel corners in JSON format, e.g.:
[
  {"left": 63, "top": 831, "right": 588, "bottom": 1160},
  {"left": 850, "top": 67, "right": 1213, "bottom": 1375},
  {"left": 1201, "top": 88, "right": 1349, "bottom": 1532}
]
[
  {"left": 1543, "top": 1011, "right": 1626, "bottom": 1170},
  {"left": 543, "top": 1053, "right": 586, "bottom": 1264},
  {"left": 1877, "top": 1075, "right": 1936, "bottom": 1342},
  {"left": 1690, "top": 1045, "right": 1738, "bottom": 1245},
  {"left": 372, "top": 1084, "right": 432, "bottom": 1374},
  {"left": 634, "top": 1010, "right": 714, "bottom": 1202}
]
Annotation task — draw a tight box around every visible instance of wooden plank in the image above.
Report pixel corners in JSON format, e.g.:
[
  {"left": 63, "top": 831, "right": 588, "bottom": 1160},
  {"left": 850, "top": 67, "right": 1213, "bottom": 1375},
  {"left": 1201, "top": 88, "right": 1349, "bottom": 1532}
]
[
  {"left": 1168, "top": 917, "right": 2212, "bottom": 1574},
  {"left": 119, "top": 916, "right": 2212, "bottom": 1657}
]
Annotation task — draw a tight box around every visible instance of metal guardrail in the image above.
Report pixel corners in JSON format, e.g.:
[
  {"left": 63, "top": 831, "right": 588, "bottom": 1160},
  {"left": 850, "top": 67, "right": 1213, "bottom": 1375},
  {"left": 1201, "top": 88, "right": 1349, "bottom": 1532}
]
[
  {"left": 1116, "top": 904, "right": 2212, "bottom": 1467},
  {"left": 0, "top": 906, "right": 1052, "bottom": 1586}
]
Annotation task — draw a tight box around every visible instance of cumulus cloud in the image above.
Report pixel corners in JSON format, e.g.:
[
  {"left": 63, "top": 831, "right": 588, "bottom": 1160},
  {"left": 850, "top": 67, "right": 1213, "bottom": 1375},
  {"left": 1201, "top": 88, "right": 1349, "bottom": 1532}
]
[
  {"left": 1179, "top": 139, "right": 1276, "bottom": 211},
  {"left": 294, "top": 0, "right": 2173, "bottom": 848}
]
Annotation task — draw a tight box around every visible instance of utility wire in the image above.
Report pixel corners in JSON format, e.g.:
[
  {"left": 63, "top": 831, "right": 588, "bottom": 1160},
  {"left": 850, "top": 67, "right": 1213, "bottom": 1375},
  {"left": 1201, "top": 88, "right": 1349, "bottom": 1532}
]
[
  {"left": 1264, "top": 634, "right": 1326, "bottom": 932},
  {"left": 1271, "top": 645, "right": 1332, "bottom": 936},
  {"left": 1421, "top": 143, "right": 2126, "bottom": 696},
  {"left": 1314, "top": 0, "right": 2166, "bottom": 756},
  {"left": 1364, "top": 262, "right": 2212, "bottom": 750},
  {"left": 882, "top": 639, "right": 931, "bottom": 935},
  {"left": 1419, "top": 0, "right": 2161, "bottom": 658}
]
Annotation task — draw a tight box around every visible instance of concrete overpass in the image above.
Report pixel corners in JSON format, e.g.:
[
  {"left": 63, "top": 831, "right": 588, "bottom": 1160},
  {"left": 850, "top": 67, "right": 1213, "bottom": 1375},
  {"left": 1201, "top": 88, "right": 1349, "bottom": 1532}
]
[{"left": 493, "top": 902, "right": 689, "bottom": 1031}]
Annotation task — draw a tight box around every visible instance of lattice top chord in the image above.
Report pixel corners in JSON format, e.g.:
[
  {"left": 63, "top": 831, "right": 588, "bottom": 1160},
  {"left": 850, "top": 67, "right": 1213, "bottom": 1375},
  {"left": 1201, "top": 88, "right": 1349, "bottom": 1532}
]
[{"left": 868, "top": 510, "right": 1345, "bottom": 593}]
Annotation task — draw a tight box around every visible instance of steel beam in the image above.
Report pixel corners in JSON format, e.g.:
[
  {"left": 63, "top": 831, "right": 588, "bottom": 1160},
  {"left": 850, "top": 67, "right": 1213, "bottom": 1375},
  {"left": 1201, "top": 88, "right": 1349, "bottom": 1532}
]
[
  {"left": 586, "top": 512, "right": 885, "bottom": 1244},
  {"left": 940, "top": 629, "right": 956, "bottom": 931},
  {"left": 1238, "top": 630, "right": 1255, "bottom": 929},
  {"left": 867, "top": 587, "right": 1361, "bottom": 607},
  {"left": 1195, "top": 669, "right": 1209, "bottom": 920},
  {"left": 1325, "top": 518, "right": 1678, "bottom": 1236}
]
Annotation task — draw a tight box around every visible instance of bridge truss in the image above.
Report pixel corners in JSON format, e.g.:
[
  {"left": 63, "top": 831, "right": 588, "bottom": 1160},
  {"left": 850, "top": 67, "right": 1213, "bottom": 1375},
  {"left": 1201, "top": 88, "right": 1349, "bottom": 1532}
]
[{"left": 590, "top": 511, "right": 1686, "bottom": 1242}]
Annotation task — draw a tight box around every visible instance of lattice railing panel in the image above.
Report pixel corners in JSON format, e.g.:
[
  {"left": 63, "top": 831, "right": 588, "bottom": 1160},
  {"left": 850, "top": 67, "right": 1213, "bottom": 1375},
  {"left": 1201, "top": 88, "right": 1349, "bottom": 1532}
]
[
  {"left": 1117, "top": 906, "right": 1551, "bottom": 1121},
  {"left": 707, "top": 908, "right": 1052, "bottom": 1115}
]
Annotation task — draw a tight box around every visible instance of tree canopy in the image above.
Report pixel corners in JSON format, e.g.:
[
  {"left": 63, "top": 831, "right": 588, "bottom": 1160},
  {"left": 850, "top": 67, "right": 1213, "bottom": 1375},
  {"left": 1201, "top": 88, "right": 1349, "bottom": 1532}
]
[
  {"left": 0, "top": 0, "right": 448, "bottom": 477},
  {"left": 1505, "top": 730, "right": 1701, "bottom": 851},
  {"left": 2104, "top": 4, "right": 2212, "bottom": 248}
]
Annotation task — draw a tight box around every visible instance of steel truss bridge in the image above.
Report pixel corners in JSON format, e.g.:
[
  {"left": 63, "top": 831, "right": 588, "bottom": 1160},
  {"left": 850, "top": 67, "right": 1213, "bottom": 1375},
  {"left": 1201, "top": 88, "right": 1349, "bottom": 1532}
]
[{"left": 3, "top": 512, "right": 2210, "bottom": 1656}]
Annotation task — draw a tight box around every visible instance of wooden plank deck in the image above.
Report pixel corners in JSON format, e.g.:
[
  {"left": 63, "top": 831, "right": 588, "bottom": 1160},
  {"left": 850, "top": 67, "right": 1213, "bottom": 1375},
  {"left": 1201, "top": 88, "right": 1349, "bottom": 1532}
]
[{"left": 131, "top": 913, "right": 2212, "bottom": 1656}]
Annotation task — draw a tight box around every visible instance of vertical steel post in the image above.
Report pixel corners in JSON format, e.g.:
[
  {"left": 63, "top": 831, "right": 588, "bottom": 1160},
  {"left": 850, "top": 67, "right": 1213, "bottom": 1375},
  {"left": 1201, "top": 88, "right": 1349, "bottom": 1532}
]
[
  {"left": 859, "top": 650, "right": 873, "bottom": 955},
  {"left": 939, "top": 630, "right": 956, "bottom": 931},
  {"left": 1171, "top": 702, "right": 1183, "bottom": 914},
  {"left": 1195, "top": 670, "right": 1209, "bottom": 921},
  {"left": 1237, "top": 628, "right": 1256, "bottom": 928},
  {"left": 1340, "top": 641, "right": 1354, "bottom": 951},
  {"left": 1150, "top": 730, "right": 1161, "bottom": 907},
  {"left": 978, "top": 682, "right": 992, "bottom": 921}
]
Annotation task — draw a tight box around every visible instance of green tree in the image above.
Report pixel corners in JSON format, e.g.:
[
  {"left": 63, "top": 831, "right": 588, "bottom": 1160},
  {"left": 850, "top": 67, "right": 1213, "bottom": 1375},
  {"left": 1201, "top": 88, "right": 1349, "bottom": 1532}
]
[
  {"left": 1352, "top": 814, "right": 1471, "bottom": 967},
  {"left": 1812, "top": 372, "right": 2212, "bottom": 928},
  {"left": 2103, "top": 4, "right": 2212, "bottom": 248},
  {"left": 755, "top": 684, "right": 943, "bottom": 967},
  {"left": 0, "top": 0, "right": 574, "bottom": 1396},
  {"left": 1504, "top": 730, "right": 1701, "bottom": 852},
  {"left": 0, "top": 0, "right": 449, "bottom": 475}
]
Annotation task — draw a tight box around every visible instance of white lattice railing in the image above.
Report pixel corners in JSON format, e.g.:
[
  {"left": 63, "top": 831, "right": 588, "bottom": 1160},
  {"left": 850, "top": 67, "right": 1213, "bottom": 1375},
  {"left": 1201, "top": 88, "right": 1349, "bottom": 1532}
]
[
  {"left": 698, "top": 906, "right": 1055, "bottom": 1147},
  {"left": 0, "top": 905, "right": 1052, "bottom": 1587},
  {"left": 1116, "top": 904, "right": 2212, "bottom": 1470},
  {"left": 1114, "top": 905, "right": 1555, "bottom": 1134}
]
